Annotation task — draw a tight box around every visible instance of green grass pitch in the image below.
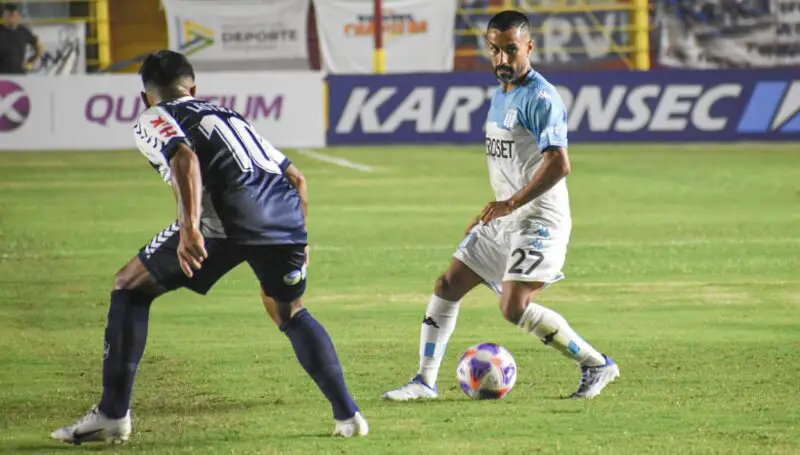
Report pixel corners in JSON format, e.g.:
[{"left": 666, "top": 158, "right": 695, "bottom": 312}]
[{"left": 1, "top": 144, "right": 798, "bottom": 454}]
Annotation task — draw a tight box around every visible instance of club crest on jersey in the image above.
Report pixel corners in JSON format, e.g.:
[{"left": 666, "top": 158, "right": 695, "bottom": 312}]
[{"left": 503, "top": 109, "right": 518, "bottom": 129}]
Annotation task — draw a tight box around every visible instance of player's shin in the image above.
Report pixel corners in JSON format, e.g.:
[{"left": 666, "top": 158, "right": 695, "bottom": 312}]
[
  {"left": 418, "top": 295, "right": 460, "bottom": 387},
  {"left": 98, "top": 290, "right": 154, "bottom": 419},
  {"left": 517, "top": 302, "right": 606, "bottom": 367},
  {"left": 281, "top": 309, "right": 359, "bottom": 420}
]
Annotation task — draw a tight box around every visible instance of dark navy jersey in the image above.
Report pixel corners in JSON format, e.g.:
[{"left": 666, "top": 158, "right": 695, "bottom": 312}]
[{"left": 133, "top": 96, "right": 307, "bottom": 245}]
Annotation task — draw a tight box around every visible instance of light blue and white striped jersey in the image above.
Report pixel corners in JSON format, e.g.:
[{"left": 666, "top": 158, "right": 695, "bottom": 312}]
[{"left": 485, "top": 70, "right": 571, "bottom": 236}]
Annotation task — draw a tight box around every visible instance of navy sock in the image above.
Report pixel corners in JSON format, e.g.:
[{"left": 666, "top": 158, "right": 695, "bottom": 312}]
[
  {"left": 281, "top": 309, "right": 359, "bottom": 420},
  {"left": 98, "top": 289, "right": 153, "bottom": 419}
]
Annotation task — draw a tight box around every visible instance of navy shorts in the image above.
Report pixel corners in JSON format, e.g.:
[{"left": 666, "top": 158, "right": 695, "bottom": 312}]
[{"left": 138, "top": 222, "right": 307, "bottom": 303}]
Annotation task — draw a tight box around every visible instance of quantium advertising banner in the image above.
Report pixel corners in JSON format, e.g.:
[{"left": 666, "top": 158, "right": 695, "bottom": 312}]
[
  {"left": 326, "top": 69, "right": 800, "bottom": 144},
  {"left": 0, "top": 72, "right": 325, "bottom": 151},
  {"left": 314, "top": 0, "right": 457, "bottom": 73},
  {"left": 163, "top": 0, "right": 311, "bottom": 70}
]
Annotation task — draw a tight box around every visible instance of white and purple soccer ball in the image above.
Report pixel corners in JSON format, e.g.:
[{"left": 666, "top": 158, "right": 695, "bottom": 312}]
[{"left": 456, "top": 343, "right": 517, "bottom": 399}]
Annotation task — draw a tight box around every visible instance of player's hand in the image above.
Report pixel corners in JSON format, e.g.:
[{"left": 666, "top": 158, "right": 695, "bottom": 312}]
[
  {"left": 177, "top": 226, "right": 207, "bottom": 278},
  {"left": 480, "top": 200, "right": 515, "bottom": 224},
  {"left": 304, "top": 244, "right": 310, "bottom": 266}
]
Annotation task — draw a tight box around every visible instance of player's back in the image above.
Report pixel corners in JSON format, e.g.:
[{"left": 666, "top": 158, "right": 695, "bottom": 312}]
[
  {"left": 485, "top": 70, "right": 571, "bottom": 236},
  {"left": 134, "top": 97, "right": 306, "bottom": 245}
]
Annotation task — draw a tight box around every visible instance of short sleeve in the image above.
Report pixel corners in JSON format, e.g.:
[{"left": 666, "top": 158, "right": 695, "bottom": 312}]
[
  {"left": 133, "top": 106, "right": 191, "bottom": 182},
  {"left": 520, "top": 90, "right": 569, "bottom": 153}
]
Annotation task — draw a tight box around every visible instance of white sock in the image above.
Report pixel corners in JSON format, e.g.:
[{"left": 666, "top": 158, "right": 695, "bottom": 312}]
[
  {"left": 417, "top": 295, "right": 460, "bottom": 387},
  {"left": 518, "top": 302, "right": 606, "bottom": 367}
]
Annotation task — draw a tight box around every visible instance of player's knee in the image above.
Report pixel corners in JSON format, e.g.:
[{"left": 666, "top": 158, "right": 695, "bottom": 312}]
[
  {"left": 500, "top": 294, "right": 527, "bottom": 324},
  {"left": 113, "top": 258, "right": 162, "bottom": 296},
  {"left": 113, "top": 270, "right": 135, "bottom": 291},
  {"left": 434, "top": 274, "right": 462, "bottom": 301}
]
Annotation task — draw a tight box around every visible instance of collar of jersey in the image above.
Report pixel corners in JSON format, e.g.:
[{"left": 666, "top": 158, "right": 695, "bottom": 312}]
[{"left": 502, "top": 69, "right": 537, "bottom": 94}]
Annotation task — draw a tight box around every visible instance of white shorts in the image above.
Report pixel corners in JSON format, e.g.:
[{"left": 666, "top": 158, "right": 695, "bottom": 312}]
[{"left": 453, "top": 218, "right": 567, "bottom": 294}]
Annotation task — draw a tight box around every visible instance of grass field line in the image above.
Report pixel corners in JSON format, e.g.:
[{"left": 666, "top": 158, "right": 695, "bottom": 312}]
[{"left": 296, "top": 149, "right": 375, "bottom": 173}]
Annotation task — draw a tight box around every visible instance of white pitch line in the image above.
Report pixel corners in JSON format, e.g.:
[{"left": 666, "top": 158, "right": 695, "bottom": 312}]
[{"left": 297, "top": 149, "right": 375, "bottom": 173}]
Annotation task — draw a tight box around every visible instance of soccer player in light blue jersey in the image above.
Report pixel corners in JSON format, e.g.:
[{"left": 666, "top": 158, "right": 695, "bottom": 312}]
[{"left": 384, "top": 11, "right": 619, "bottom": 401}]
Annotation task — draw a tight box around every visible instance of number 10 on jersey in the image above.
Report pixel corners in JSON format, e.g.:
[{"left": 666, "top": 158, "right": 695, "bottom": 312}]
[{"left": 199, "top": 115, "right": 285, "bottom": 174}]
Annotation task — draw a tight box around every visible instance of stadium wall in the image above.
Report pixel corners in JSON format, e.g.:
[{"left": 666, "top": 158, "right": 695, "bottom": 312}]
[{"left": 3, "top": 68, "right": 798, "bottom": 151}]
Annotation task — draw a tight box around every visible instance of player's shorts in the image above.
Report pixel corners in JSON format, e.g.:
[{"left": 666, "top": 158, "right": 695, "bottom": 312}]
[
  {"left": 138, "top": 221, "right": 307, "bottom": 303},
  {"left": 453, "top": 218, "right": 567, "bottom": 294}
]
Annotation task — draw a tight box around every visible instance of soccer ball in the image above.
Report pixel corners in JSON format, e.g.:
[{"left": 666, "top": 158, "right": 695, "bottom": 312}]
[{"left": 456, "top": 343, "right": 517, "bottom": 399}]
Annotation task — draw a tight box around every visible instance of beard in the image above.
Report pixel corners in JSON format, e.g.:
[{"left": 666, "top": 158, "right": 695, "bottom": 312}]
[{"left": 494, "top": 65, "right": 515, "bottom": 84}]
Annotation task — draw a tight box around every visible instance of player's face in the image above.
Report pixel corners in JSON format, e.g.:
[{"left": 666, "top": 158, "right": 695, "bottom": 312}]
[{"left": 487, "top": 27, "right": 533, "bottom": 84}]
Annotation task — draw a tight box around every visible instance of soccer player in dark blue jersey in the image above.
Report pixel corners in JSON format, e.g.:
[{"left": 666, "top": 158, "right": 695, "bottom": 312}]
[{"left": 51, "top": 50, "right": 368, "bottom": 444}]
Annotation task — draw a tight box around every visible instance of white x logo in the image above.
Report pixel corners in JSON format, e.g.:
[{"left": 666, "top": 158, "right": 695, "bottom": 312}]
[{"left": 0, "top": 90, "right": 28, "bottom": 124}]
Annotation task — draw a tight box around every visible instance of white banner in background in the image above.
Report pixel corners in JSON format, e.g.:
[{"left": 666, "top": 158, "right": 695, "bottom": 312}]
[
  {"left": 314, "top": 0, "right": 457, "bottom": 73},
  {"left": 0, "top": 72, "right": 325, "bottom": 150},
  {"left": 29, "top": 23, "right": 86, "bottom": 75},
  {"left": 162, "top": 0, "right": 311, "bottom": 70}
]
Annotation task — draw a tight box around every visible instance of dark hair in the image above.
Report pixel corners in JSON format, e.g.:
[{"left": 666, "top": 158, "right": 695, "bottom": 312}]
[
  {"left": 138, "top": 50, "right": 194, "bottom": 88},
  {"left": 487, "top": 10, "right": 530, "bottom": 34},
  {"left": 2, "top": 3, "right": 20, "bottom": 13}
]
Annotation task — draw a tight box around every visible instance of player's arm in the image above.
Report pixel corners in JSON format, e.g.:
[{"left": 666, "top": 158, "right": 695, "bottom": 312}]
[
  {"left": 508, "top": 146, "right": 570, "bottom": 209},
  {"left": 283, "top": 163, "right": 311, "bottom": 265},
  {"left": 169, "top": 144, "right": 207, "bottom": 277},
  {"left": 284, "top": 164, "right": 308, "bottom": 229},
  {"left": 170, "top": 144, "right": 203, "bottom": 235},
  {"left": 133, "top": 108, "right": 207, "bottom": 276}
]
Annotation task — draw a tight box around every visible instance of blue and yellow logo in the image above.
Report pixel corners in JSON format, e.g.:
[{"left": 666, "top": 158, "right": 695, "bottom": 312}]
[{"left": 176, "top": 19, "right": 215, "bottom": 55}]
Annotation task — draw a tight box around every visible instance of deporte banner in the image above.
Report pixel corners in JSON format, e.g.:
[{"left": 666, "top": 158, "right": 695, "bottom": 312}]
[
  {"left": 0, "top": 72, "right": 325, "bottom": 151},
  {"left": 327, "top": 68, "right": 800, "bottom": 144},
  {"left": 163, "top": 0, "right": 311, "bottom": 71}
]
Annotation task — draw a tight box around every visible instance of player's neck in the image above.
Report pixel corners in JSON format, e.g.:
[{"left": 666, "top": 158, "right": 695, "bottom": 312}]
[
  {"left": 502, "top": 67, "right": 534, "bottom": 92},
  {"left": 157, "top": 91, "right": 192, "bottom": 104}
]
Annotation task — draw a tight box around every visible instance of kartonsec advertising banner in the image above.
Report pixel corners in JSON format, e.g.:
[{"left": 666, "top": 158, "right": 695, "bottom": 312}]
[{"left": 326, "top": 68, "right": 800, "bottom": 144}]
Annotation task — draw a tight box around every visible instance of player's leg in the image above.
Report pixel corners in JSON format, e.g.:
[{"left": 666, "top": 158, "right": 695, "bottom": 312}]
[
  {"left": 52, "top": 223, "right": 242, "bottom": 444},
  {"left": 50, "top": 254, "right": 166, "bottom": 445},
  {"left": 500, "top": 236, "right": 619, "bottom": 399},
  {"left": 261, "top": 290, "right": 303, "bottom": 326},
  {"left": 249, "top": 246, "right": 367, "bottom": 437},
  {"left": 383, "top": 224, "right": 504, "bottom": 401}
]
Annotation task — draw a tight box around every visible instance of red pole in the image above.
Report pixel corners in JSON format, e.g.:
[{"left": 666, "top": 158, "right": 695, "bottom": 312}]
[{"left": 373, "top": 0, "right": 385, "bottom": 73}]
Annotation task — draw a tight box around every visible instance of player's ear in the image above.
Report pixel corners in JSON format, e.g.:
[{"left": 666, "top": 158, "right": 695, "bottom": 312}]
[
  {"left": 140, "top": 92, "right": 151, "bottom": 108},
  {"left": 189, "top": 85, "right": 197, "bottom": 97}
]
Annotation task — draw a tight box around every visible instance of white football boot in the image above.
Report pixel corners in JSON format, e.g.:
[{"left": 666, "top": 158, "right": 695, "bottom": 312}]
[
  {"left": 382, "top": 375, "right": 439, "bottom": 401},
  {"left": 570, "top": 354, "right": 620, "bottom": 399},
  {"left": 50, "top": 406, "right": 131, "bottom": 445},
  {"left": 333, "top": 411, "right": 369, "bottom": 437}
]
